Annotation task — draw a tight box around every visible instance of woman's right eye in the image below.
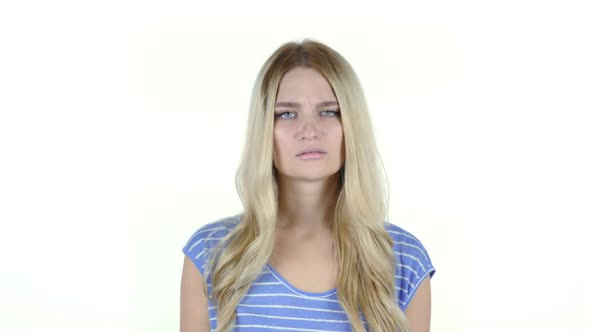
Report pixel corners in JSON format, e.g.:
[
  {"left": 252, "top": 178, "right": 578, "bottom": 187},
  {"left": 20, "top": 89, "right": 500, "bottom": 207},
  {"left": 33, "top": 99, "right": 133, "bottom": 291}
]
[{"left": 275, "top": 111, "right": 295, "bottom": 119}]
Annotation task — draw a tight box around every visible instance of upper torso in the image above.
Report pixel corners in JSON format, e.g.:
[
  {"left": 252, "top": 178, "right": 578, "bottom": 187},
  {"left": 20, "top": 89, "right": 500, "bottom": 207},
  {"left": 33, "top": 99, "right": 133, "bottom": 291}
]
[{"left": 182, "top": 214, "right": 436, "bottom": 332}]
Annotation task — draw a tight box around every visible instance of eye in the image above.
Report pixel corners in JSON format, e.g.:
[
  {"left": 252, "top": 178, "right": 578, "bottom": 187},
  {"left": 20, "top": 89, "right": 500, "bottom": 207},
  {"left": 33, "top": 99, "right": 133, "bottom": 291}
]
[
  {"left": 321, "top": 110, "right": 340, "bottom": 117},
  {"left": 275, "top": 111, "right": 296, "bottom": 119}
]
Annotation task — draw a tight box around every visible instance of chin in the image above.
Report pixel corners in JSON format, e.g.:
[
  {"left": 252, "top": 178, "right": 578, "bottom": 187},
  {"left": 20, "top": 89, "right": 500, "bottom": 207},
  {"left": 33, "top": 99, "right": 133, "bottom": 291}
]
[{"left": 286, "top": 168, "right": 341, "bottom": 181}]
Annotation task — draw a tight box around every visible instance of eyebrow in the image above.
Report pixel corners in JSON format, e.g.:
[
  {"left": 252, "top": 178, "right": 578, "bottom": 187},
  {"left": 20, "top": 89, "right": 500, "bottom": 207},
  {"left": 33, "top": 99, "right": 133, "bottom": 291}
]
[{"left": 275, "top": 101, "right": 339, "bottom": 108}]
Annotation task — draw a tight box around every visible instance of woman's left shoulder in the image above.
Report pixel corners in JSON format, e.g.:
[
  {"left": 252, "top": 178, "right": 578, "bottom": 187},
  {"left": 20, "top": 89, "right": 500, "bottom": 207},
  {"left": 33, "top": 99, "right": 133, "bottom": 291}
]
[
  {"left": 384, "top": 222, "right": 435, "bottom": 273},
  {"left": 384, "top": 222, "right": 436, "bottom": 311},
  {"left": 384, "top": 222, "right": 431, "bottom": 251}
]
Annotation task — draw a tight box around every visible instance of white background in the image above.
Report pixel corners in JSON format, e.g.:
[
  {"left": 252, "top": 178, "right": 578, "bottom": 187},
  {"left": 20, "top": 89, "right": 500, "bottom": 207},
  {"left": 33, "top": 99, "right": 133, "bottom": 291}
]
[{"left": 1, "top": 1, "right": 589, "bottom": 331}]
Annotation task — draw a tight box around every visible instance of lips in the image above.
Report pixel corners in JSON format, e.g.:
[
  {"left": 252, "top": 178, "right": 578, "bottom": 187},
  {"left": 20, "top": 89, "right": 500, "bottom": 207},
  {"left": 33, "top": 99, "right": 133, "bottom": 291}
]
[{"left": 296, "top": 147, "right": 326, "bottom": 156}]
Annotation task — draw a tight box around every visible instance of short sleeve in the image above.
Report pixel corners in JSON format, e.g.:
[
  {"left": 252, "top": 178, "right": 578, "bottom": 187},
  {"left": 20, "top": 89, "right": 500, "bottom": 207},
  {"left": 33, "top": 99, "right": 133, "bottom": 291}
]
[
  {"left": 386, "top": 223, "right": 436, "bottom": 312},
  {"left": 182, "top": 227, "right": 210, "bottom": 276},
  {"left": 182, "top": 215, "right": 241, "bottom": 277}
]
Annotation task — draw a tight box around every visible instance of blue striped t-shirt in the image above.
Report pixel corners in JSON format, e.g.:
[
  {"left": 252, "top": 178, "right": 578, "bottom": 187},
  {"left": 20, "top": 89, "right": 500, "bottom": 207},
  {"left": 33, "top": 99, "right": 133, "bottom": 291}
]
[{"left": 182, "top": 214, "right": 436, "bottom": 332}]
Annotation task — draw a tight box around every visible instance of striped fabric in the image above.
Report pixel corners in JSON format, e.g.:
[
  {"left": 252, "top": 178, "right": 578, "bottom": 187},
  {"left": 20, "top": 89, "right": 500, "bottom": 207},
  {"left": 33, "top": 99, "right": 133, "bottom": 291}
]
[{"left": 182, "top": 214, "right": 436, "bottom": 332}]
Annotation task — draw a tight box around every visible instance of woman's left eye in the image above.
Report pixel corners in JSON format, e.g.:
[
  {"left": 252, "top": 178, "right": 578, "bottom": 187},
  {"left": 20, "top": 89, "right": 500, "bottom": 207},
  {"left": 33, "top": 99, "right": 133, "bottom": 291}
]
[{"left": 322, "top": 110, "right": 340, "bottom": 117}]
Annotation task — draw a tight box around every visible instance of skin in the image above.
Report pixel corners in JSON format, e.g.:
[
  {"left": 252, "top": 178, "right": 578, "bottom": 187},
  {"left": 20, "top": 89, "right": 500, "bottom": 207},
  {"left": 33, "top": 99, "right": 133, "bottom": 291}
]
[
  {"left": 405, "top": 276, "right": 432, "bottom": 332},
  {"left": 180, "top": 255, "right": 209, "bottom": 332},
  {"left": 180, "top": 66, "right": 431, "bottom": 331},
  {"left": 272, "top": 66, "right": 345, "bottom": 231},
  {"left": 269, "top": 67, "right": 345, "bottom": 293}
]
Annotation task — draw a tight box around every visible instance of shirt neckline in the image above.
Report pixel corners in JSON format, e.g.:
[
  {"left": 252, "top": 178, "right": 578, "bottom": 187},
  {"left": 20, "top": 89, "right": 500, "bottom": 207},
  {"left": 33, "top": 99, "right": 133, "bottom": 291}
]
[{"left": 264, "top": 263, "right": 337, "bottom": 298}]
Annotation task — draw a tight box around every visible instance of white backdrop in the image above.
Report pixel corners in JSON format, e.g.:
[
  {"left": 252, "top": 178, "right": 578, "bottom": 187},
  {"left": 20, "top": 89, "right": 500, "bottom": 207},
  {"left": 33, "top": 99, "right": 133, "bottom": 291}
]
[{"left": 1, "top": 1, "right": 589, "bottom": 331}]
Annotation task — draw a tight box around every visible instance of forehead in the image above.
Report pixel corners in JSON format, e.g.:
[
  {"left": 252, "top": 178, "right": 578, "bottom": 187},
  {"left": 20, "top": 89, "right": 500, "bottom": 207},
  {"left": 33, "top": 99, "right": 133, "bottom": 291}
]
[{"left": 276, "top": 67, "right": 335, "bottom": 99}]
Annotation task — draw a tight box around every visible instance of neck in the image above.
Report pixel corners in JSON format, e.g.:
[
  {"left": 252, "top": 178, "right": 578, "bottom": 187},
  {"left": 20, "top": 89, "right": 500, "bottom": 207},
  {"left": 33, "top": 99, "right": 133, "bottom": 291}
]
[{"left": 275, "top": 173, "right": 340, "bottom": 232}]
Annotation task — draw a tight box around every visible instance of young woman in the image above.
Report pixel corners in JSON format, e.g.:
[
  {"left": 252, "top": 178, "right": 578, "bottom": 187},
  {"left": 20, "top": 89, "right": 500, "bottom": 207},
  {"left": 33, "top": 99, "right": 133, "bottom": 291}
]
[{"left": 180, "top": 39, "right": 436, "bottom": 332}]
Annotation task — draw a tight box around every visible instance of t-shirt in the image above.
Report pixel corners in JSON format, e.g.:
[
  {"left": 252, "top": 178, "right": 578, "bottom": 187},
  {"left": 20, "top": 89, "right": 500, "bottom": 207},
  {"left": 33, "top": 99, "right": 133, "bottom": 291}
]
[{"left": 182, "top": 214, "right": 436, "bottom": 332}]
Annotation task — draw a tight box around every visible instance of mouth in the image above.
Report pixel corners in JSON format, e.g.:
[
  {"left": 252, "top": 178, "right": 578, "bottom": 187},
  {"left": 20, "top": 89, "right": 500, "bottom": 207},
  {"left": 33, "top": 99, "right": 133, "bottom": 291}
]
[
  {"left": 296, "top": 151, "right": 326, "bottom": 160},
  {"left": 296, "top": 151, "right": 326, "bottom": 157},
  {"left": 296, "top": 147, "right": 327, "bottom": 156}
]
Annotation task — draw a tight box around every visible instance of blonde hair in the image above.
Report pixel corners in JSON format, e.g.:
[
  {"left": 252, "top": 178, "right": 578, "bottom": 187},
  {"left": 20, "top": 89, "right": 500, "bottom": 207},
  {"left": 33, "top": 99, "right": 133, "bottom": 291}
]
[{"left": 204, "top": 39, "right": 410, "bottom": 332}]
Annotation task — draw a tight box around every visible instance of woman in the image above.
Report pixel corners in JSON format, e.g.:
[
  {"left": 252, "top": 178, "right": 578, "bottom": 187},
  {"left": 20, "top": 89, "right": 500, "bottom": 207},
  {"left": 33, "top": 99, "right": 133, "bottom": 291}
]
[{"left": 180, "top": 39, "right": 435, "bottom": 332}]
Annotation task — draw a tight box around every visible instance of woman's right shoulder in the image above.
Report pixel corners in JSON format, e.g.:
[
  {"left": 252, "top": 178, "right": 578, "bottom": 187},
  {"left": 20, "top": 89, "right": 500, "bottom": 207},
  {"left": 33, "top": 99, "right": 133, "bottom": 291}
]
[
  {"left": 182, "top": 213, "right": 242, "bottom": 275},
  {"left": 185, "top": 213, "right": 242, "bottom": 244}
]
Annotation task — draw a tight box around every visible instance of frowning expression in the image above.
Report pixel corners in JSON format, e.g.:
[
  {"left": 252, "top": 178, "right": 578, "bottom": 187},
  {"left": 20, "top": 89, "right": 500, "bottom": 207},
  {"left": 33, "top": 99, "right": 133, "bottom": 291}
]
[{"left": 273, "top": 67, "right": 345, "bottom": 180}]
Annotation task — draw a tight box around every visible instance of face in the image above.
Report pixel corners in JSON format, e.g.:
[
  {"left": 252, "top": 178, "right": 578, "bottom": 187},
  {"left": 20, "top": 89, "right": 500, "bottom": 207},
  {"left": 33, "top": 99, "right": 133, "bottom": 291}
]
[{"left": 273, "top": 67, "right": 345, "bottom": 181}]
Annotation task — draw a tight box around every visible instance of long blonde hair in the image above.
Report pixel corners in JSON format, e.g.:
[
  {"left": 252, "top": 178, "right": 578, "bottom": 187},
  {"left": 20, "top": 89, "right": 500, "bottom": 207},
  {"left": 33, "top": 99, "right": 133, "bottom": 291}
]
[{"left": 204, "top": 39, "right": 410, "bottom": 332}]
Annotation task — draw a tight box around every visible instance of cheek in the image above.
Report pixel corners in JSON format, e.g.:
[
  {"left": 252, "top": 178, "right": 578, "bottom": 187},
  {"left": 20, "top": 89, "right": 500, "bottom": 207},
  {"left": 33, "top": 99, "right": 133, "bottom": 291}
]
[
  {"left": 274, "top": 125, "right": 292, "bottom": 146},
  {"left": 330, "top": 123, "right": 344, "bottom": 143},
  {"left": 333, "top": 125, "right": 345, "bottom": 156},
  {"left": 273, "top": 130, "right": 287, "bottom": 157}
]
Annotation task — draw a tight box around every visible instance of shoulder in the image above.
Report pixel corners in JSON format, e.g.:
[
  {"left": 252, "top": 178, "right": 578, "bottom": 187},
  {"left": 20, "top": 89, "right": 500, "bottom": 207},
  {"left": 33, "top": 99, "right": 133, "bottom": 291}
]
[
  {"left": 384, "top": 222, "right": 433, "bottom": 261},
  {"left": 182, "top": 213, "right": 242, "bottom": 275},
  {"left": 384, "top": 222, "right": 436, "bottom": 312}
]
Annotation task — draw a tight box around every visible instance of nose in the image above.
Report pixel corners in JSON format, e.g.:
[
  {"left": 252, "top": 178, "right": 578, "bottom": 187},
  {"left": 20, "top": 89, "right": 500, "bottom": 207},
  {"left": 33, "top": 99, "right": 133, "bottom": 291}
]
[{"left": 298, "top": 113, "right": 320, "bottom": 141}]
